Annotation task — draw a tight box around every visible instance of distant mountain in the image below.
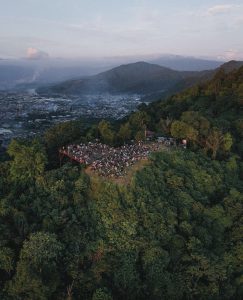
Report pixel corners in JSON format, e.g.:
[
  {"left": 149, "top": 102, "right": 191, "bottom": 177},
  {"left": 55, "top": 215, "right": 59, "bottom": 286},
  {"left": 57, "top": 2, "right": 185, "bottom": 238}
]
[
  {"left": 149, "top": 55, "right": 223, "bottom": 71},
  {"left": 38, "top": 61, "right": 214, "bottom": 97},
  {"left": 1, "top": 56, "right": 241, "bottom": 95}
]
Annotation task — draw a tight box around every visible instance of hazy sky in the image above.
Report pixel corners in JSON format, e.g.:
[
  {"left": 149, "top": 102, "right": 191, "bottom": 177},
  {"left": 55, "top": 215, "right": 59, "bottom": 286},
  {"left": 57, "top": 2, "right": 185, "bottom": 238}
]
[{"left": 1, "top": 0, "right": 243, "bottom": 59}]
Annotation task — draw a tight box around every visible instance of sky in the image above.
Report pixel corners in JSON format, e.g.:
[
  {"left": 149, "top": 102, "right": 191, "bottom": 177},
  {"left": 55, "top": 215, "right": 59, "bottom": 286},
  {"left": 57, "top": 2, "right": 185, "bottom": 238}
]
[{"left": 0, "top": 0, "right": 243, "bottom": 60}]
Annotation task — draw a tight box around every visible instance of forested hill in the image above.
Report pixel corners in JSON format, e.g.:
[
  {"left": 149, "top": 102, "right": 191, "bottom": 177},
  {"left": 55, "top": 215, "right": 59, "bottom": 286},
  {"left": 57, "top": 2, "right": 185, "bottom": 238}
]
[
  {"left": 38, "top": 61, "right": 213, "bottom": 96},
  {"left": 0, "top": 62, "right": 243, "bottom": 299},
  {"left": 220, "top": 60, "right": 243, "bottom": 72},
  {"left": 137, "top": 63, "right": 243, "bottom": 158},
  {"left": 142, "top": 61, "right": 243, "bottom": 121}
]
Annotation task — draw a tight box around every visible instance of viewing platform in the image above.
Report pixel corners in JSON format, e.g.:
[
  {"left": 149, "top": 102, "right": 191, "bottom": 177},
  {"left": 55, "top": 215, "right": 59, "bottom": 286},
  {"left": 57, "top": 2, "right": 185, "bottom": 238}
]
[{"left": 59, "top": 140, "right": 172, "bottom": 178}]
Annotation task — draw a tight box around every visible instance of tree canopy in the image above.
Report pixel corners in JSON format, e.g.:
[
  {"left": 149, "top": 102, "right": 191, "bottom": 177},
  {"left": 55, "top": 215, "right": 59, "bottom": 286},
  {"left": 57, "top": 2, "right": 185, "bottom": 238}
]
[{"left": 0, "top": 65, "right": 242, "bottom": 299}]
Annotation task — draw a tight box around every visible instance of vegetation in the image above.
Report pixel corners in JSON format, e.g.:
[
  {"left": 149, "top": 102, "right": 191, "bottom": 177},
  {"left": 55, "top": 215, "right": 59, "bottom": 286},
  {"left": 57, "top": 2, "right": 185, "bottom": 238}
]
[{"left": 0, "top": 66, "right": 242, "bottom": 299}]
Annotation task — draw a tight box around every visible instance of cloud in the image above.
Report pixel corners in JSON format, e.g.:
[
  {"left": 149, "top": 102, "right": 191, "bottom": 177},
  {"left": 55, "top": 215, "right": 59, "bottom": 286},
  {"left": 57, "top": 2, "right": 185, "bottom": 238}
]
[
  {"left": 26, "top": 47, "right": 49, "bottom": 60},
  {"left": 218, "top": 49, "right": 242, "bottom": 60},
  {"left": 207, "top": 4, "right": 235, "bottom": 15}
]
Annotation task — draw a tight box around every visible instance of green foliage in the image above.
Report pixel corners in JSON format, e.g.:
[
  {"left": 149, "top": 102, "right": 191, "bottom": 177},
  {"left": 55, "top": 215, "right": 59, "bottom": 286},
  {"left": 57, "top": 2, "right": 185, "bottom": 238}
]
[
  {"left": 135, "top": 130, "right": 145, "bottom": 142},
  {"left": 157, "top": 117, "right": 173, "bottom": 135},
  {"left": 140, "top": 66, "right": 243, "bottom": 159},
  {"left": 7, "top": 232, "right": 63, "bottom": 299},
  {"left": 7, "top": 139, "right": 47, "bottom": 184},
  {"left": 1, "top": 145, "right": 243, "bottom": 299},
  {"left": 181, "top": 111, "right": 210, "bottom": 136},
  {"left": 44, "top": 120, "right": 83, "bottom": 150},
  {"left": 118, "top": 122, "right": 131, "bottom": 143},
  {"left": 0, "top": 247, "right": 14, "bottom": 275},
  {"left": 98, "top": 120, "right": 115, "bottom": 145},
  {"left": 171, "top": 120, "right": 198, "bottom": 141},
  {"left": 92, "top": 288, "right": 113, "bottom": 300},
  {"left": 223, "top": 132, "right": 233, "bottom": 152},
  {"left": 0, "top": 65, "right": 243, "bottom": 299},
  {"left": 129, "top": 111, "right": 150, "bottom": 130},
  {"left": 44, "top": 120, "right": 84, "bottom": 166},
  {"left": 19, "top": 232, "right": 63, "bottom": 270},
  {"left": 235, "top": 119, "right": 243, "bottom": 137},
  {"left": 113, "top": 252, "right": 141, "bottom": 298},
  {"left": 126, "top": 111, "right": 151, "bottom": 141},
  {"left": 205, "top": 129, "right": 233, "bottom": 159}
]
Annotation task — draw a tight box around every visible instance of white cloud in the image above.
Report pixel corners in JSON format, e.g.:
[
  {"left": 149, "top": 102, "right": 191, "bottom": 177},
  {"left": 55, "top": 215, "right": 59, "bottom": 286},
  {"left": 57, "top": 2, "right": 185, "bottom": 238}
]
[
  {"left": 218, "top": 49, "right": 242, "bottom": 60},
  {"left": 26, "top": 47, "right": 49, "bottom": 60},
  {"left": 207, "top": 4, "right": 236, "bottom": 15}
]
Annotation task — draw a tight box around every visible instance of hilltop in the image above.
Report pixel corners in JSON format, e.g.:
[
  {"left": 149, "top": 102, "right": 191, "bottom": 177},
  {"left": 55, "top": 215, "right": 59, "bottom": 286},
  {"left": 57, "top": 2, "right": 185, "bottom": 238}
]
[
  {"left": 219, "top": 60, "right": 243, "bottom": 72},
  {"left": 1, "top": 60, "right": 243, "bottom": 300}
]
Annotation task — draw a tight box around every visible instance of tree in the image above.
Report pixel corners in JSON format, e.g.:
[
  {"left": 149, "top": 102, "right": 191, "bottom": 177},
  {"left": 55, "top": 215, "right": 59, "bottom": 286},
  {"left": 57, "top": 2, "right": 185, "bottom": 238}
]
[
  {"left": 171, "top": 120, "right": 198, "bottom": 142},
  {"left": 135, "top": 130, "right": 145, "bottom": 142},
  {"left": 20, "top": 232, "right": 63, "bottom": 270},
  {"left": 181, "top": 111, "right": 210, "bottom": 137},
  {"left": 86, "top": 124, "right": 99, "bottom": 141},
  {"left": 8, "top": 232, "right": 63, "bottom": 299},
  {"left": 98, "top": 120, "right": 115, "bottom": 145},
  {"left": 223, "top": 133, "right": 233, "bottom": 152},
  {"left": 205, "top": 129, "right": 233, "bottom": 159},
  {"left": 118, "top": 122, "right": 131, "bottom": 144},
  {"left": 157, "top": 117, "right": 173, "bottom": 135},
  {"left": 129, "top": 111, "right": 150, "bottom": 130},
  {"left": 113, "top": 252, "right": 141, "bottom": 299},
  {"left": 44, "top": 120, "right": 83, "bottom": 166},
  {"left": 44, "top": 120, "right": 83, "bottom": 151},
  {"left": 7, "top": 139, "right": 47, "bottom": 184},
  {"left": 235, "top": 119, "right": 243, "bottom": 138},
  {"left": 0, "top": 247, "right": 14, "bottom": 275},
  {"left": 92, "top": 288, "right": 113, "bottom": 300}
]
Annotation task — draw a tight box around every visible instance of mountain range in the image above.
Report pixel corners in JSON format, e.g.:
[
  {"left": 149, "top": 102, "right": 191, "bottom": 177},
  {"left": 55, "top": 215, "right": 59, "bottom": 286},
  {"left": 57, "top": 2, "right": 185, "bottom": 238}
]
[
  {"left": 0, "top": 55, "right": 224, "bottom": 90},
  {"left": 38, "top": 61, "right": 243, "bottom": 99},
  {"left": 149, "top": 55, "right": 223, "bottom": 71},
  {"left": 38, "top": 62, "right": 200, "bottom": 95}
]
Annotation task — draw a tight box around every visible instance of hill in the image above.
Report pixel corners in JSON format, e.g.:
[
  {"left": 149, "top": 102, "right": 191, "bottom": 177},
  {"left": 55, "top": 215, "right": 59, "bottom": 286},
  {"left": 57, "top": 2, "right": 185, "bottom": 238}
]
[
  {"left": 219, "top": 60, "right": 243, "bottom": 72},
  {"left": 1, "top": 61, "right": 243, "bottom": 300},
  {"left": 141, "top": 61, "right": 243, "bottom": 121},
  {"left": 38, "top": 61, "right": 214, "bottom": 96},
  {"left": 134, "top": 61, "right": 243, "bottom": 157}
]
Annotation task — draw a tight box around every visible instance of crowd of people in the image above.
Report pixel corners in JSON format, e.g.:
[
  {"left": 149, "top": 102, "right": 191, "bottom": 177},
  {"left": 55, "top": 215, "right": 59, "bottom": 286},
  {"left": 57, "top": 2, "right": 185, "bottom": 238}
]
[{"left": 60, "top": 141, "right": 166, "bottom": 178}]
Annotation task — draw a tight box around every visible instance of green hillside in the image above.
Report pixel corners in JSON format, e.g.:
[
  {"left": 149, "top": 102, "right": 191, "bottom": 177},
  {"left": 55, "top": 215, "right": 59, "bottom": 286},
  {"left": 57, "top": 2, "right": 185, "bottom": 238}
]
[
  {"left": 139, "top": 64, "right": 243, "bottom": 157},
  {"left": 0, "top": 63, "right": 242, "bottom": 300}
]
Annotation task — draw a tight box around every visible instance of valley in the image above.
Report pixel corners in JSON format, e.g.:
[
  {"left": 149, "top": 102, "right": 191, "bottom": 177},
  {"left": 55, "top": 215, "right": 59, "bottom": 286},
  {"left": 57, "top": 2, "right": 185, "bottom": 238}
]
[
  {"left": 1, "top": 60, "right": 242, "bottom": 147},
  {"left": 0, "top": 91, "right": 143, "bottom": 146}
]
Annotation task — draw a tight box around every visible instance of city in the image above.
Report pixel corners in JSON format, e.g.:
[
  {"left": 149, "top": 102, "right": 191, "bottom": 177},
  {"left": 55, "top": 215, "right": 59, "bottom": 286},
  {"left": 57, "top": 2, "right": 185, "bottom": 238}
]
[{"left": 0, "top": 91, "right": 143, "bottom": 147}]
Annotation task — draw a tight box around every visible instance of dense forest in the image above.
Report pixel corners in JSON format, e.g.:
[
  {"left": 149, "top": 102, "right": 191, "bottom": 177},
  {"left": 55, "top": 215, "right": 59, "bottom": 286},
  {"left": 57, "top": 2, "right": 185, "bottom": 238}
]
[{"left": 0, "top": 66, "right": 243, "bottom": 299}]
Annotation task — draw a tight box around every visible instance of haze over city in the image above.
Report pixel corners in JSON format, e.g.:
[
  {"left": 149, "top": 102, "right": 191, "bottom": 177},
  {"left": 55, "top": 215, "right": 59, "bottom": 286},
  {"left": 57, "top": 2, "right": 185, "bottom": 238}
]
[{"left": 1, "top": 0, "right": 243, "bottom": 60}]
